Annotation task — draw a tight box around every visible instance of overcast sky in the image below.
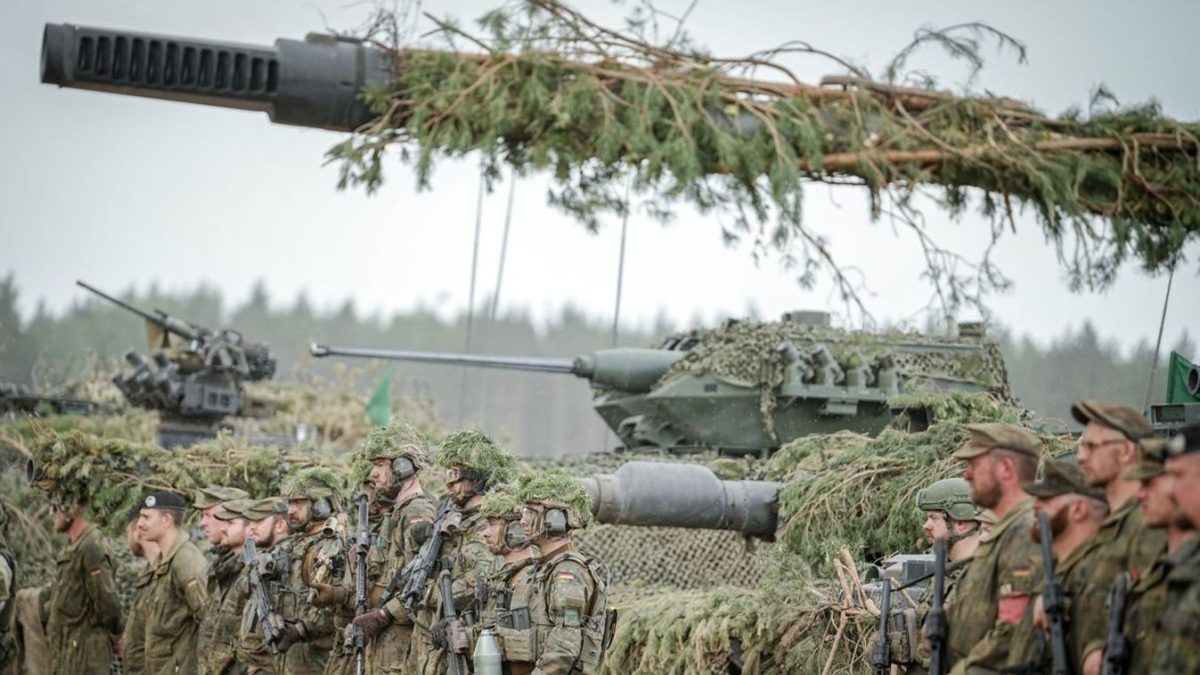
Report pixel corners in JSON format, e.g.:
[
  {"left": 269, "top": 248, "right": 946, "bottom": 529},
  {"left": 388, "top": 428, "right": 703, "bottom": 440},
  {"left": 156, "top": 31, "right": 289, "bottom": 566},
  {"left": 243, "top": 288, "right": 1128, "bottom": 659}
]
[{"left": 2, "top": 0, "right": 1197, "bottom": 354}]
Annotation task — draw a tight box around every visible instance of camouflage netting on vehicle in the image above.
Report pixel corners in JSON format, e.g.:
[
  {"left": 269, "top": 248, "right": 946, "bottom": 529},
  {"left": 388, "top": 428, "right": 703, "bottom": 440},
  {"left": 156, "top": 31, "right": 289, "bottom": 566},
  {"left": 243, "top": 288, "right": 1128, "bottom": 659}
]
[{"left": 769, "top": 391, "right": 1072, "bottom": 571}]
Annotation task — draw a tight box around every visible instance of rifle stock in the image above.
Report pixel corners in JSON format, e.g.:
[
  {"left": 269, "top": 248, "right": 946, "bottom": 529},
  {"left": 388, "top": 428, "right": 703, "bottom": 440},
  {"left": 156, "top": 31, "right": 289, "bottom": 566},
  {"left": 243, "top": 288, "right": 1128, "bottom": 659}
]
[
  {"left": 1037, "top": 510, "right": 1072, "bottom": 675},
  {"left": 1101, "top": 571, "right": 1131, "bottom": 675},
  {"left": 438, "top": 556, "right": 470, "bottom": 675},
  {"left": 926, "top": 538, "right": 947, "bottom": 675},
  {"left": 352, "top": 493, "right": 370, "bottom": 675},
  {"left": 872, "top": 577, "right": 892, "bottom": 674}
]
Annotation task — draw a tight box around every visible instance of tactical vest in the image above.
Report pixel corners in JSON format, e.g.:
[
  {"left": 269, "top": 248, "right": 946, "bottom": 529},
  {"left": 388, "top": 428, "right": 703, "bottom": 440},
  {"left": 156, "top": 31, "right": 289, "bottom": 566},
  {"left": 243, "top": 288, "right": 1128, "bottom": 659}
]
[{"left": 494, "top": 551, "right": 614, "bottom": 673}]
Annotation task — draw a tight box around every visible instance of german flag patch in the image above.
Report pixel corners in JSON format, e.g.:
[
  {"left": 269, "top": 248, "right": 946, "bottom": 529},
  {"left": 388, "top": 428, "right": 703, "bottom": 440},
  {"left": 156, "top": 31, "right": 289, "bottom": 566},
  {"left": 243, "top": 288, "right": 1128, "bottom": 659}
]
[{"left": 558, "top": 571, "right": 577, "bottom": 582}]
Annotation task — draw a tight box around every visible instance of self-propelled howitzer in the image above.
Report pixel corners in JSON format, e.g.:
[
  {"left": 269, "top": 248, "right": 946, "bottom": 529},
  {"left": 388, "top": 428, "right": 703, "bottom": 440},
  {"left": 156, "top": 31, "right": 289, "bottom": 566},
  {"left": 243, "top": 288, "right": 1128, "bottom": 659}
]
[{"left": 312, "top": 311, "right": 1012, "bottom": 456}]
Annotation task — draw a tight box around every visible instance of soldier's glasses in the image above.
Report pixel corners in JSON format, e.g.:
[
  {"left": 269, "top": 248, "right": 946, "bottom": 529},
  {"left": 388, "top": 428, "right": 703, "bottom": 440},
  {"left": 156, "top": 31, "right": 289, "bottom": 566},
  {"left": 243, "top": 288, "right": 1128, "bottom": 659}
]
[{"left": 1077, "top": 438, "right": 1127, "bottom": 453}]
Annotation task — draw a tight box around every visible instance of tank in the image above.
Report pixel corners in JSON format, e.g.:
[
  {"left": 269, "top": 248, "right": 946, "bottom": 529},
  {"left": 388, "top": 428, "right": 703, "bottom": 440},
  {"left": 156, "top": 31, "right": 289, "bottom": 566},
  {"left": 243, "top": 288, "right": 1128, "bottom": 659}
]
[{"left": 312, "top": 311, "right": 1012, "bottom": 456}]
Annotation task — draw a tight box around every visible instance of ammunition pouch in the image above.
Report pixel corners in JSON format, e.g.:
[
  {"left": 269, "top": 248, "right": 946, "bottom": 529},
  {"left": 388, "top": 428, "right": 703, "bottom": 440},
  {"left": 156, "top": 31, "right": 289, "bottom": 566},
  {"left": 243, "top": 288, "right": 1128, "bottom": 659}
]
[
  {"left": 497, "top": 607, "right": 531, "bottom": 630},
  {"left": 494, "top": 624, "right": 537, "bottom": 663},
  {"left": 886, "top": 608, "right": 920, "bottom": 664}
]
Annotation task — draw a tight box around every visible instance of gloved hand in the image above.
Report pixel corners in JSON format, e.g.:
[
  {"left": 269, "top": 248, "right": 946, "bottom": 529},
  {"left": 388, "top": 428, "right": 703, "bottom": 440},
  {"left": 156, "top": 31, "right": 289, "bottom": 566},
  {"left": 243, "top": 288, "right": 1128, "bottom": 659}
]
[
  {"left": 274, "top": 621, "right": 304, "bottom": 653},
  {"left": 352, "top": 608, "right": 392, "bottom": 639},
  {"left": 309, "top": 582, "right": 346, "bottom": 608}
]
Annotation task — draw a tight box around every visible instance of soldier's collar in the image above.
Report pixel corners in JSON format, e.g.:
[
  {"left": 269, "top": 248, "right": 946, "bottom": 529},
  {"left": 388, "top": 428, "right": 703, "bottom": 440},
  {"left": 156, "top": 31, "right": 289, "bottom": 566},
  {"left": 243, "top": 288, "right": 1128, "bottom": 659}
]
[{"left": 982, "top": 497, "right": 1033, "bottom": 541}]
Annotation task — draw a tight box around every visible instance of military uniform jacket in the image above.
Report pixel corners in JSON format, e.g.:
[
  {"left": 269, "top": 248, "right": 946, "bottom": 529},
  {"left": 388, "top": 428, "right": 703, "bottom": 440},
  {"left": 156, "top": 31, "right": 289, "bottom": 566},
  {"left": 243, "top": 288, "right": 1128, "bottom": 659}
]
[
  {"left": 122, "top": 562, "right": 156, "bottom": 675},
  {"left": 47, "top": 523, "right": 123, "bottom": 675},
  {"left": 281, "top": 531, "right": 343, "bottom": 675},
  {"left": 896, "top": 560, "right": 967, "bottom": 674},
  {"left": 1148, "top": 534, "right": 1200, "bottom": 675},
  {"left": 945, "top": 499, "right": 1040, "bottom": 675},
  {"left": 324, "top": 509, "right": 385, "bottom": 675},
  {"left": 142, "top": 532, "right": 208, "bottom": 675},
  {"left": 238, "top": 538, "right": 291, "bottom": 675},
  {"left": 1122, "top": 540, "right": 1174, "bottom": 675},
  {"left": 199, "top": 547, "right": 247, "bottom": 675},
  {"left": 496, "top": 546, "right": 608, "bottom": 675},
  {"left": 370, "top": 490, "right": 435, "bottom": 675},
  {"left": 1079, "top": 496, "right": 1166, "bottom": 658}
]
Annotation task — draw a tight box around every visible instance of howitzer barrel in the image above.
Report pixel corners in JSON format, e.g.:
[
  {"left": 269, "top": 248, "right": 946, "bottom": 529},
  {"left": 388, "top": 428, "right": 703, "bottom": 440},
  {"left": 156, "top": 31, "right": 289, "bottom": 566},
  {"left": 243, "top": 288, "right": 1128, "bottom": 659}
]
[
  {"left": 580, "top": 461, "right": 780, "bottom": 538},
  {"left": 311, "top": 343, "right": 683, "bottom": 393},
  {"left": 41, "top": 24, "right": 388, "bottom": 132}
]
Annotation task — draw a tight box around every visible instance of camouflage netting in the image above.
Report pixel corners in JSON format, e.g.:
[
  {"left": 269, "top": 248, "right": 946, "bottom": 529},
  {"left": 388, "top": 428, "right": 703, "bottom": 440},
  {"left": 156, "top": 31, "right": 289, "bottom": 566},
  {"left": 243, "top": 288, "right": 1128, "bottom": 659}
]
[
  {"left": 435, "top": 429, "right": 520, "bottom": 485},
  {"left": 514, "top": 467, "right": 595, "bottom": 528}
]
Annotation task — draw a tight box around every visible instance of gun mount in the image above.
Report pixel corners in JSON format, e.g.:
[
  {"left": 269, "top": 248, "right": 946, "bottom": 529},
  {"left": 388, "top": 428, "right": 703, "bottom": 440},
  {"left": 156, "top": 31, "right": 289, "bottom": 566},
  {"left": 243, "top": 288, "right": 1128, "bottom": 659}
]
[
  {"left": 312, "top": 311, "right": 1012, "bottom": 456},
  {"left": 77, "top": 280, "right": 278, "bottom": 447}
]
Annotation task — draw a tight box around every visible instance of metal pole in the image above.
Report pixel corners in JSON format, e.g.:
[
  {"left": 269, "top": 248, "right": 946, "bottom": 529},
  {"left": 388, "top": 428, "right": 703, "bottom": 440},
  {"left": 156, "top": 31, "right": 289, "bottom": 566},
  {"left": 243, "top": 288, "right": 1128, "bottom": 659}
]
[
  {"left": 611, "top": 178, "right": 632, "bottom": 347},
  {"left": 460, "top": 172, "right": 486, "bottom": 423},
  {"left": 1142, "top": 265, "right": 1176, "bottom": 416},
  {"left": 491, "top": 174, "right": 517, "bottom": 321}
]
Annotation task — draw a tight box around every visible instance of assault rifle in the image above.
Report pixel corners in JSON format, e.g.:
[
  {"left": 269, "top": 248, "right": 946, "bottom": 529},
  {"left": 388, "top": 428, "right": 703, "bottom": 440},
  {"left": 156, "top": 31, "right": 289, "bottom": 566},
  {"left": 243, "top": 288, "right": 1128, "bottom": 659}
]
[
  {"left": 1101, "top": 571, "right": 1132, "bottom": 675},
  {"left": 926, "top": 538, "right": 947, "bottom": 675},
  {"left": 438, "top": 556, "right": 470, "bottom": 675},
  {"left": 351, "top": 492, "right": 370, "bottom": 675},
  {"left": 871, "top": 577, "right": 892, "bottom": 675},
  {"left": 387, "top": 497, "right": 460, "bottom": 611},
  {"left": 1037, "top": 510, "right": 1072, "bottom": 675},
  {"left": 244, "top": 538, "right": 285, "bottom": 654}
]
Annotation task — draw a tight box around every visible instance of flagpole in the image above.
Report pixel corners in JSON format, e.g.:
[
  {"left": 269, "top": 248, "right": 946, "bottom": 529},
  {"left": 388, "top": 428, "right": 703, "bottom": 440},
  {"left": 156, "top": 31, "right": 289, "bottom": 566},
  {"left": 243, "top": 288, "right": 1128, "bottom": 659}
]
[{"left": 1142, "top": 265, "right": 1176, "bottom": 416}]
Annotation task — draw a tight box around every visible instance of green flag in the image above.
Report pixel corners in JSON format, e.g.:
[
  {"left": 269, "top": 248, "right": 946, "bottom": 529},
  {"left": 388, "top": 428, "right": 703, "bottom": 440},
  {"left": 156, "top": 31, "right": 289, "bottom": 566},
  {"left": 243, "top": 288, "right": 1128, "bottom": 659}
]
[
  {"left": 366, "top": 366, "right": 393, "bottom": 427},
  {"left": 1166, "top": 351, "right": 1200, "bottom": 404}
]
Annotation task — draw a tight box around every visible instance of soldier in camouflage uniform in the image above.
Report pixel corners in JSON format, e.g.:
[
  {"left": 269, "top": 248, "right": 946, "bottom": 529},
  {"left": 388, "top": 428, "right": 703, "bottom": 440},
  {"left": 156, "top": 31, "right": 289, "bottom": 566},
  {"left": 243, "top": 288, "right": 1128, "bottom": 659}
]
[
  {"left": 1148, "top": 423, "right": 1200, "bottom": 674},
  {"left": 203, "top": 498, "right": 255, "bottom": 675},
  {"left": 46, "top": 495, "right": 123, "bottom": 675},
  {"left": 476, "top": 482, "right": 537, "bottom": 634},
  {"left": 1070, "top": 401, "right": 1166, "bottom": 674},
  {"left": 491, "top": 469, "right": 611, "bottom": 675},
  {"left": 120, "top": 502, "right": 159, "bottom": 675},
  {"left": 237, "top": 497, "right": 292, "bottom": 673},
  {"left": 351, "top": 430, "right": 514, "bottom": 675},
  {"left": 945, "top": 423, "right": 1042, "bottom": 675},
  {"left": 0, "top": 500, "right": 16, "bottom": 670},
  {"left": 891, "top": 478, "right": 984, "bottom": 674},
  {"left": 136, "top": 490, "right": 208, "bottom": 675},
  {"left": 1112, "top": 436, "right": 1197, "bottom": 674},
  {"left": 1023, "top": 456, "right": 1110, "bottom": 669},
  {"left": 196, "top": 486, "right": 250, "bottom": 674},
  {"left": 316, "top": 482, "right": 384, "bottom": 675}
]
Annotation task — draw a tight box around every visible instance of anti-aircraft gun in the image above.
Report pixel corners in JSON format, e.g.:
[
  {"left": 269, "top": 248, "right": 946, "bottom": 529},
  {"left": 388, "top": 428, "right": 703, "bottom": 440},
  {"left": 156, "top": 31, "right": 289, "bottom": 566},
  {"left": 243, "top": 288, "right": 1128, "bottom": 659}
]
[
  {"left": 313, "top": 311, "right": 1011, "bottom": 457},
  {"left": 76, "top": 280, "right": 278, "bottom": 447}
]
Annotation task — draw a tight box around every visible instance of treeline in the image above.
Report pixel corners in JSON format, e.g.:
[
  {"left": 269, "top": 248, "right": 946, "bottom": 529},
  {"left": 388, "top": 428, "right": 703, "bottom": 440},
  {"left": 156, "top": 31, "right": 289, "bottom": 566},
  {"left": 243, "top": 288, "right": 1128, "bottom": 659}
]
[{"left": 0, "top": 274, "right": 1193, "bottom": 454}]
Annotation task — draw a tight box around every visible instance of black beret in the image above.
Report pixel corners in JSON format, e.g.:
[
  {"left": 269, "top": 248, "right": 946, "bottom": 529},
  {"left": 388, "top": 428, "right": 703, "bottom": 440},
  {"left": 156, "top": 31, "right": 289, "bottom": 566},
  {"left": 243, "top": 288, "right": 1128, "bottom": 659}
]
[{"left": 142, "top": 490, "right": 187, "bottom": 511}]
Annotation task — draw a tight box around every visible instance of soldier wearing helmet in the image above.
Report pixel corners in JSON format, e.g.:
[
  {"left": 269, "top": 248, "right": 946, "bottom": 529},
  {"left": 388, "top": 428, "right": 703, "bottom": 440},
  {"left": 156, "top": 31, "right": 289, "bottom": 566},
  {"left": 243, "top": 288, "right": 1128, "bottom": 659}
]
[
  {"left": 338, "top": 423, "right": 436, "bottom": 675},
  {"left": 916, "top": 478, "right": 986, "bottom": 561}
]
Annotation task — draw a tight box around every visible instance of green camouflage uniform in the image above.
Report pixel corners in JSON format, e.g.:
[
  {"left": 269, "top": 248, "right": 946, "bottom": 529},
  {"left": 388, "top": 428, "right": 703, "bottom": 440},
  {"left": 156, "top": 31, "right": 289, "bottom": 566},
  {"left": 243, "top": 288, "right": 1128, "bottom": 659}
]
[
  {"left": 239, "top": 537, "right": 292, "bottom": 674},
  {"left": 122, "top": 562, "right": 155, "bottom": 675},
  {"left": 495, "top": 546, "right": 608, "bottom": 675},
  {"left": 0, "top": 533, "right": 16, "bottom": 669},
  {"left": 1077, "top": 498, "right": 1165, "bottom": 658},
  {"left": 892, "top": 563, "right": 966, "bottom": 674},
  {"left": 1147, "top": 534, "right": 1200, "bottom": 674},
  {"left": 141, "top": 532, "right": 208, "bottom": 675},
  {"left": 419, "top": 505, "right": 498, "bottom": 675},
  {"left": 1121, "top": 542, "right": 1174, "bottom": 675},
  {"left": 945, "top": 498, "right": 1041, "bottom": 675},
  {"left": 47, "top": 523, "right": 123, "bottom": 675},
  {"left": 323, "top": 502, "right": 385, "bottom": 675},
  {"left": 369, "top": 491, "right": 436, "bottom": 674},
  {"left": 199, "top": 548, "right": 247, "bottom": 675}
]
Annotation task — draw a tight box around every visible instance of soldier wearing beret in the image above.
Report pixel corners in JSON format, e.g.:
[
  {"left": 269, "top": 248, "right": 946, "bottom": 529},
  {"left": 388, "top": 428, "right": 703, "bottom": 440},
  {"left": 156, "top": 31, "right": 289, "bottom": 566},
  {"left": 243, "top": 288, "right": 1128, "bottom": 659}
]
[
  {"left": 196, "top": 486, "right": 251, "bottom": 673},
  {"left": 1023, "top": 457, "right": 1110, "bottom": 670},
  {"left": 136, "top": 490, "right": 208, "bottom": 675},
  {"left": 1109, "top": 437, "right": 1197, "bottom": 675},
  {"left": 237, "top": 497, "right": 291, "bottom": 673},
  {"left": 121, "top": 502, "right": 159, "bottom": 675},
  {"left": 945, "top": 422, "right": 1042, "bottom": 674},
  {"left": 1071, "top": 401, "right": 1166, "bottom": 674},
  {"left": 46, "top": 494, "right": 124, "bottom": 675},
  {"left": 202, "top": 498, "right": 254, "bottom": 675},
  {"left": 1148, "top": 424, "right": 1200, "bottom": 674}
]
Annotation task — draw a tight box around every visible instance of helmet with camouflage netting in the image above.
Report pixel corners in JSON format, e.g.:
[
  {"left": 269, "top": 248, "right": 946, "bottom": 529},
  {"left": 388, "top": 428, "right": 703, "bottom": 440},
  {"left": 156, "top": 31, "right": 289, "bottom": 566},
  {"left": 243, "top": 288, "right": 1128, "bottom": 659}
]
[
  {"left": 359, "top": 421, "right": 431, "bottom": 467},
  {"left": 281, "top": 466, "right": 346, "bottom": 514},
  {"left": 436, "top": 429, "right": 518, "bottom": 493},
  {"left": 516, "top": 468, "right": 595, "bottom": 531},
  {"left": 914, "top": 478, "right": 978, "bottom": 522}
]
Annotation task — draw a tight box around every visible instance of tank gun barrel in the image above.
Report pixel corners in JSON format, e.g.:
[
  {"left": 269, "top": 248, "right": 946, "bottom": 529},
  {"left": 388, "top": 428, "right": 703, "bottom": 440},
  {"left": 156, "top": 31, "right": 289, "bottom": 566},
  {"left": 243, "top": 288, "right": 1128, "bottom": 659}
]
[
  {"left": 310, "top": 343, "right": 684, "bottom": 393},
  {"left": 77, "top": 279, "right": 202, "bottom": 341},
  {"left": 581, "top": 461, "right": 780, "bottom": 539},
  {"left": 41, "top": 23, "right": 388, "bottom": 132}
]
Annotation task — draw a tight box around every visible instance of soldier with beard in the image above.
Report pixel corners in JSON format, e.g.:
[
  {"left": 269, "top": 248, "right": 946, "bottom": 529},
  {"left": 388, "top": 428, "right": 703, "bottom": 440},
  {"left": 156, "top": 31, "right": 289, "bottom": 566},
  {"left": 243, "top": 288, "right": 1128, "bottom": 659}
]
[
  {"left": 238, "top": 497, "right": 291, "bottom": 673},
  {"left": 1023, "top": 457, "right": 1110, "bottom": 669},
  {"left": 946, "top": 423, "right": 1042, "bottom": 675},
  {"left": 1149, "top": 423, "right": 1200, "bottom": 674},
  {"left": 195, "top": 486, "right": 250, "bottom": 673},
  {"left": 46, "top": 494, "right": 123, "bottom": 675},
  {"left": 204, "top": 498, "right": 254, "bottom": 675},
  {"left": 120, "top": 503, "right": 159, "bottom": 675},
  {"left": 1070, "top": 401, "right": 1166, "bottom": 675}
]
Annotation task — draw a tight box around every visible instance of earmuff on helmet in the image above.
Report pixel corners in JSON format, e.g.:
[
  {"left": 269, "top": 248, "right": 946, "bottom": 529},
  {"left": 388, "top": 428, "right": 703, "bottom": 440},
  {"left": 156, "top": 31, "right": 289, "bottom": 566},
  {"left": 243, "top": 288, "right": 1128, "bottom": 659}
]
[
  {"left": 311, "top": 497, "right": 333, "bottom": 521},
  {"left": 543, "top": 507, "right": 569, "bottom": 538},
  {"left": 391, "top": 456, "right": 417, "bottom": 482},
  {"left": 504, "top": 520, "right": 529, "bottom": 550}
]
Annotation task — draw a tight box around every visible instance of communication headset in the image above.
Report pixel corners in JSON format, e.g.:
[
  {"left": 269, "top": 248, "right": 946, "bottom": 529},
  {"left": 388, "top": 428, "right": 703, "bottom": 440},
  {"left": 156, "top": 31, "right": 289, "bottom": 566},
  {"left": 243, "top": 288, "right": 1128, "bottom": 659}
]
[
  {"left": 391, "top": 456, "right": 417, "bottom": 482},
  {"left": 542, "top": 507, "right": 569, "bottom": 538},
  {"left": 504, "top": 520, "right": 530, "bottom": 550},
  {"left": 311, "top": 497, "right": 333, "bottom": 521}
]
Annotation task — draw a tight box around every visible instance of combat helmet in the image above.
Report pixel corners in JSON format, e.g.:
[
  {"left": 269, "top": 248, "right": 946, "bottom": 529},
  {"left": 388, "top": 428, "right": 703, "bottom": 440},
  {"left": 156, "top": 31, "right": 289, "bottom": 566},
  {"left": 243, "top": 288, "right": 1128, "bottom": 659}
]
[
  {"left": 281, "top": 467, "right": 346, "bottom": 526},
  {"left": 915, "top": 478, "right": 978, "bottom": 522},
  {"left": 359, "top": 422, "right": 431, "bottom": 493},
  {"left": 436, "top": 429, "right": 518, "bottom": 496},
  {"left": 515, "top": 468, "right": 595, "bottom": 537},
  {"left": 479, "top": 480, "right": 531, "bottom": 552}
]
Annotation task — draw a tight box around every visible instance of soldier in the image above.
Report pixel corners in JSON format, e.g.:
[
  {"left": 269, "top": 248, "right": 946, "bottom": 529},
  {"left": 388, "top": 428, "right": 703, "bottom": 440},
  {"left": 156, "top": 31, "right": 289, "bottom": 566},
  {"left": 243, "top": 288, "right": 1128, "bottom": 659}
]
[
  {"left": 945, "top": 422, "right": 1042, "bottom": 674},
  {"left": 45, "top": 494, "right": 123, "bottom": 675},
  {"left": 137, "top": 490, "right": 208, "bottom": 675},
  {"left": 491, "top": 468, "right": 611, "bottom": 675},
  {"left": 352, "top": 429, "right": 514, "bottom": 675},
  {"left": 237, "top": 497, "right": 291, "bottom": 673},
  {"left": 1148, "top": 423, "right": 1200, "bottom": 674},
  {"left": 1024, "top": 457, "right": 1110, "bottom": 668},
  {"left": 0, "top": 499, "right": 16, "bottom": 670},
  {"left": 477, "top": 483, "right": 537, "bottom": 630},
  {"left": 196, "top": 486, "right": 251, "bottom": 673},
  {"left": 1113, "top": 436, "right": 1196, "bottom": 674},
  {"left": 203, "top": 498, "right": 255, "bottom": 675},
  {"left": 121, "top": 502, "right": 160, "bottom": 675},
  {"left": 318, "top": 482, "right": 383, "bottom": 675},
  {"left": 1071, "top": 401, "right": 1166, "bottom": 674}
]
